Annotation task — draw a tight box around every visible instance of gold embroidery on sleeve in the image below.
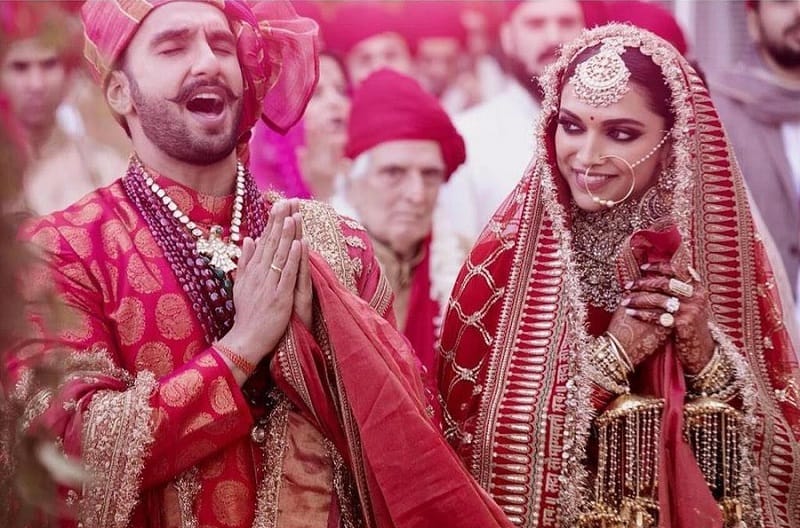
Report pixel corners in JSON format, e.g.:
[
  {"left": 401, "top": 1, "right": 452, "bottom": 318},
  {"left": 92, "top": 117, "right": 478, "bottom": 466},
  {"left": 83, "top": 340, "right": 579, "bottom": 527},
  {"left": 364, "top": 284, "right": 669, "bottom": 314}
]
[{"left": 80, "top": 370, "right": 157, "bottom": 528}]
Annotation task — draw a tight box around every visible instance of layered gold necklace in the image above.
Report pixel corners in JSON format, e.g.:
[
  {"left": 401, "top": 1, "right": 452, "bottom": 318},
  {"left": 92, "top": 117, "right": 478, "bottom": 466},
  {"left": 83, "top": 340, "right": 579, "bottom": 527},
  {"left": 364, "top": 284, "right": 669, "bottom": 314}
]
[{"left": 571, "top": 185, "right": 670, "bottom": 312}]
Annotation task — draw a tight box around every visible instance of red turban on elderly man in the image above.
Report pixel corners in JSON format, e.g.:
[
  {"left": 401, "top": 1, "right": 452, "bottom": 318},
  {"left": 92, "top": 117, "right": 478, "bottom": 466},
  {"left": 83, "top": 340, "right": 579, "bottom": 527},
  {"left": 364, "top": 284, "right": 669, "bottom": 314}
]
[
  {"left": 345, "top": 69, "right": 466, "bottom": 178},
  {"left": 80, "top": 0, "right": 319, "bottom": 137}
]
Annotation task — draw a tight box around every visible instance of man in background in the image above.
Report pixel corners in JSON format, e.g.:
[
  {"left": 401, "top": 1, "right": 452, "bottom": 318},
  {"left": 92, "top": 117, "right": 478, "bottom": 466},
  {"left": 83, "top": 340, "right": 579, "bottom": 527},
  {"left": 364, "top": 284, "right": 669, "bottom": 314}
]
[
  {"left": 334, "top": 69, "right": 465, "bottom": 377},
  {"left": 712, "top": 0, "right": 800, "bottom": 304},
  {"left": 0, "top": 1, "right": 126, "bottom": 215},
  {"left": 324, "top": 2, "right": 413, "bottom": 86}
]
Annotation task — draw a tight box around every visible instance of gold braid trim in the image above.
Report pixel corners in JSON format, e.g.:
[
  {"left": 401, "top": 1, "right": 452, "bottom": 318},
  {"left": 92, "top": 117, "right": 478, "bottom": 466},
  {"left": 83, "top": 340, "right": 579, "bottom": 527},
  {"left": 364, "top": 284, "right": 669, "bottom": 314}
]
[
  {"left": 14, "top": 349, "right": 128, "bottom": 433},
  {"left": 80, "top": 370, "right": 157, "bottom": 528},
  {"left": 707, "top": 323, "right": 763, "bottom": 527},
  {"left": 252, "top": 397, "right": 291, "bottom": 528},
  {"left": 299, "top": 200, "right": 359, "bottom": 294},
  {"left": 368, "top": 271, "right": 393, "bottom": 320}
]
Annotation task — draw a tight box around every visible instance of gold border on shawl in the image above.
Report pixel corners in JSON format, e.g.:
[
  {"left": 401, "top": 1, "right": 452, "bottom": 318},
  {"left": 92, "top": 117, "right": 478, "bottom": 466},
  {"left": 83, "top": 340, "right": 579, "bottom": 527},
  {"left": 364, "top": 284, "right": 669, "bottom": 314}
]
[
  {"left": 367, "top": 271, "right": 393, "bottom": 319},
  {"left": 299, "top": 201, "right": 358, "bottom": 294},
  {"left": 470, "top": 172, "right": 571, "bottom": 527},
  {"left": 275, "top": 327, "right": 318, "bottom": 424},
  {"left": 314, "top": 317, "right": 373, "bottom": 527}
]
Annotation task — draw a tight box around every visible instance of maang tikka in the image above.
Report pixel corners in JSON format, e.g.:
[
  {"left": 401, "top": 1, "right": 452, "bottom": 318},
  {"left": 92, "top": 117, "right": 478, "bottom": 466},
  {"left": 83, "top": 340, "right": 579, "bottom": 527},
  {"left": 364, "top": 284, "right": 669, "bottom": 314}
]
[{"left": 569, "top": 38, "right": 630, "bottom": 107}]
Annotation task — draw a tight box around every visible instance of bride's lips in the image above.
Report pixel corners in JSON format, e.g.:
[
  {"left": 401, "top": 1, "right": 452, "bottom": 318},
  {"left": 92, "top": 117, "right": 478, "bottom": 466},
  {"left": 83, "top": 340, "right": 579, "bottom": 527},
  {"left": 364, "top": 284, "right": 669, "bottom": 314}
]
[{"left": 573, "top": 168, "right": 618, "bottom": 192}]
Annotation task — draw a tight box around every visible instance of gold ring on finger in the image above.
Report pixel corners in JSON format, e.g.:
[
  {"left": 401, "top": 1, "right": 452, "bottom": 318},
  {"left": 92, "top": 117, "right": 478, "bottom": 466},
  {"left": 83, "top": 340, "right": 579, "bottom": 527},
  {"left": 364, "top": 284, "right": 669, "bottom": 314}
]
[
  {"left": 659, "top": 312, "right": 675, "bottom": 328},
  {"left": 665, "top": 296, "right": 680, "bottom": 314},
  {"left": 668, "top": 278, "right": 694, "bottom": 298},
  {"left": 270, "top": 263, "right": 283, "bottom": 274}
]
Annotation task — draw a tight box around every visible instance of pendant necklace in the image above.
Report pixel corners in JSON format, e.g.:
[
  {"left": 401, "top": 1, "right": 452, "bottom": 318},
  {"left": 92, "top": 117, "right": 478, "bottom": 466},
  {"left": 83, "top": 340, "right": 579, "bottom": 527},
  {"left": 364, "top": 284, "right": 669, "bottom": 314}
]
[{"left": 140, "top": 160, "right": 245, "bottom": 275}]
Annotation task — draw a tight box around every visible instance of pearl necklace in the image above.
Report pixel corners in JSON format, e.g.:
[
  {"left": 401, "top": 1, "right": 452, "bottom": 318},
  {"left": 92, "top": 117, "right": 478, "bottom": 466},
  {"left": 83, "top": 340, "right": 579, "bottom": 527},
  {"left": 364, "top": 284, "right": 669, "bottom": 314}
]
[{"left": 140, "top": 160, "right": 245, "bottom": 274}]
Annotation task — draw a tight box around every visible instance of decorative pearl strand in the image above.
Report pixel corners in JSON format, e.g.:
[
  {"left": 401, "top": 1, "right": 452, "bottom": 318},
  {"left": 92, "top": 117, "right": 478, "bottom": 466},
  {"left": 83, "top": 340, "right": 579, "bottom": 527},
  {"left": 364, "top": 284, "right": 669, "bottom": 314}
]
[
  {"left": 630, "top": 130, "right": 670, "bottom": 169},
  {"left": 589, "top": 130, "right": 672, "bottom": 208},
  {"left": 140, "top": 161, "right": 246, "bottom": 243}
]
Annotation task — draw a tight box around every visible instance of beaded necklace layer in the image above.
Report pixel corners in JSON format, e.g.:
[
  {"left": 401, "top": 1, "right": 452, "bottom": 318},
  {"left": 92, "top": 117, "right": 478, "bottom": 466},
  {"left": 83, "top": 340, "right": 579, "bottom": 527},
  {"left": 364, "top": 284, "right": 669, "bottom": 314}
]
[
  {"left": 122, "top": 157, "right": 268, "bottom": 342},
  {"left": 141, "top": 161, "right": 247, "bottom": 274},
  {"left": 571, "top": 184, "right": 670, "bottom": 312}
]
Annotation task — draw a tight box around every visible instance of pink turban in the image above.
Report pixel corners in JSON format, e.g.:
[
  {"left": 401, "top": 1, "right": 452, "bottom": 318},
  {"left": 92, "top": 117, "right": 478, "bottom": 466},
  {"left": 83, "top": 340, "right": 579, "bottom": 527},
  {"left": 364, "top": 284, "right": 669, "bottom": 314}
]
[
  {"left": 323, "top": 2, "right": 408, "bottom": 56},
  {"left": 0, "top": 1, "right": 83, "bottom": 68},
  {"left": 81, "top": 0, "right": 319, "bottom": 136},
  {"left": 345, "top": 69, "right": 465, "bottom": 178}
]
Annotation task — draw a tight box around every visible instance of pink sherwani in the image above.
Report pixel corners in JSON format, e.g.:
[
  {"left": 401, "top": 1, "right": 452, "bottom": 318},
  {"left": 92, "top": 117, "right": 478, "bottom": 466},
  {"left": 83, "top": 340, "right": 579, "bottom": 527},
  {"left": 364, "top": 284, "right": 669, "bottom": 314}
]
[{"left": 15, "top": 175, "right": 389, "bottom": 527}]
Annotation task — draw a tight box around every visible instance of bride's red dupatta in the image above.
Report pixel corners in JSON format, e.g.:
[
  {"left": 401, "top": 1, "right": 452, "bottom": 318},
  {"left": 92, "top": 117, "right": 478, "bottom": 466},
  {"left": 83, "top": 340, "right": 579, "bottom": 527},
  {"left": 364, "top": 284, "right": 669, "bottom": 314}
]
[{"left": 618, "top": 224, "right": 722, "bottom": 528}]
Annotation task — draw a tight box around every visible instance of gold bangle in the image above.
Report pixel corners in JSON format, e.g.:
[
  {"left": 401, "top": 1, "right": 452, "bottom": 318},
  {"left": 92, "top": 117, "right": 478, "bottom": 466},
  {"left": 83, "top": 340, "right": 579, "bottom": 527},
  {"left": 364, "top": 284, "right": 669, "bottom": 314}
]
[
  {"left": 686, "top": 346, "right": 734, "bottom": 397},
  {"left": 589, "top": 335, "right": 631, "bottom": 394},
  {"left": 214, "top": 343, "right": 256, "bottom": 377},
  {"left": 606, "top": 332, "right": 633, "bottom": 374}
]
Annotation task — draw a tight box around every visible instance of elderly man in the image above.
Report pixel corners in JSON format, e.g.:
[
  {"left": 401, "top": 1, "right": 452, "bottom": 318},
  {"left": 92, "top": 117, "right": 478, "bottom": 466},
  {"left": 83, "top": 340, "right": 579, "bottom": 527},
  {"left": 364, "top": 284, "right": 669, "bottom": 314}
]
[
  {"left": 712, "top": 1, "right": 800, "bottom": 302},
  {"left": 0, "top": 1, "right": 126, "bottom": 215},
  {"left": 11, "top": 2, "right": 513, "bottom": 527},
  {"left": 431, "top": 0, "right": 605, "bottom": 305},
  {"left": 334, "top": 68, "right": 465, "bottom": 376}
]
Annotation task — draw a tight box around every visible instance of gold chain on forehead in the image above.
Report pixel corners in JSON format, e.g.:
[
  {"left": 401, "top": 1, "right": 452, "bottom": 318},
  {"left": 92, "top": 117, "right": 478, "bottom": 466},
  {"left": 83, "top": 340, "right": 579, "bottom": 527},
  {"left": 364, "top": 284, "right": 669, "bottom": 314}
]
[{"left": 569, "top": 37, "right": 631, "bottom": 107}]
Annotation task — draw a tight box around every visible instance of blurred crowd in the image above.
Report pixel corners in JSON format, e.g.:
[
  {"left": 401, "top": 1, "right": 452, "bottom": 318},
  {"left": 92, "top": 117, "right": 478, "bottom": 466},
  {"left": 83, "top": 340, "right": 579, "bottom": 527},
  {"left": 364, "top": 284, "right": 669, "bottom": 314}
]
[{"left": 1, "top": 0, "right": 799, "bottom": 524}]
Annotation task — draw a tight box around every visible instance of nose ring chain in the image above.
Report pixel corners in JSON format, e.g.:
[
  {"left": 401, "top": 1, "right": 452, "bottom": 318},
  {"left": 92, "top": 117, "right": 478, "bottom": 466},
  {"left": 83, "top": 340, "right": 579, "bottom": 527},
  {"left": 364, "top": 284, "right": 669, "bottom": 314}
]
[{"left": 582, "top": 130, "right": 671, "bottom": 208}]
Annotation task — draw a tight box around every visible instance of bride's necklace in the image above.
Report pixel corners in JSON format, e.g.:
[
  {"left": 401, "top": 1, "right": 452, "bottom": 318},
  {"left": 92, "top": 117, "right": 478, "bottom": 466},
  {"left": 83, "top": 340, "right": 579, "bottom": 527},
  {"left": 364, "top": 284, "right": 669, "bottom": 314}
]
[
  {"left": 140, "top": 161, "right": 245, "bottom": 274},
  {"left": 571, "top": 199, "right": 645, "bottom": 312}
]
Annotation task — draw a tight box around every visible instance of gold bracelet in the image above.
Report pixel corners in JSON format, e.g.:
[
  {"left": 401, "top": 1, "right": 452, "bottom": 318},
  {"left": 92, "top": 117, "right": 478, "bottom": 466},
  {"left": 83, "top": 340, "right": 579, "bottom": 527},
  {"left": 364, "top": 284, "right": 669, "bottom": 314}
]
[
  {"left": 606, "top": 332, "right": 633, "bottom": 375},
  {"left": 589, "top": 335, "right": 631, "bottom": 395},
  {"left": 686, "top": 346, "right": 734, "bottom": 397},
  {"left": 214, "top": 343, "right": 256, "bottom": 377}
]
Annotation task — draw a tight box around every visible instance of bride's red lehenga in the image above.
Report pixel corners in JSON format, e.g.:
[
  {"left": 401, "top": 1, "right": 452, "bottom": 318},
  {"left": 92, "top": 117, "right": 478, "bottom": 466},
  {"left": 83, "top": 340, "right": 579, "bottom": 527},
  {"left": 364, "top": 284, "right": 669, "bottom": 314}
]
[{"left": 439, "top": 24, "right": 800, "bottom": 528}]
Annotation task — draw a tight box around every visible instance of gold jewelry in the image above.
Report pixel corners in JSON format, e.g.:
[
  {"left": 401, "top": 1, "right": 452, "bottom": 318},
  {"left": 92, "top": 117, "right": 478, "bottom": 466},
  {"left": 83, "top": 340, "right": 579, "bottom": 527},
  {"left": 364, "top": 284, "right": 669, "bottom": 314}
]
[
  {"left": 658, "top": 312, "right": 674, "bottom": 328},
  {"left": 668, "top": 278, "right": 694, "bottom": 298},
  {"left": 684, "top": 396, "right": 745, "bottom": 523},
  {"left": 686, "top": 346, "right": 735, "bottom": 398},
  {"left": 140, "top": 158, "right": 245, "bottom": 274},
  {"left": 570, "top": 38, "right": 630, "bottom": 107},
  {"left": 581, "top": 132, "right": 670, "bottom": 209},
  {"left": 664, "top": 296, "right": 680, "bottom": 314},
  {"left": 606, "top": 332, "right": 633, "bottom": 373},
  {"left": 581, "top": 394, "right": 664, "bottom": 527},
  {"left": 572, "top": 199, "right": 654, "bottom": 311},
  {"left": 588, "top": 335, "right": 632, "bottom": 395},
  {"left": 270, "top": 263, "right": 283, "bottom": 274},
  {"left": 583, "top": 155, "right": 636, "bottom": 208}
]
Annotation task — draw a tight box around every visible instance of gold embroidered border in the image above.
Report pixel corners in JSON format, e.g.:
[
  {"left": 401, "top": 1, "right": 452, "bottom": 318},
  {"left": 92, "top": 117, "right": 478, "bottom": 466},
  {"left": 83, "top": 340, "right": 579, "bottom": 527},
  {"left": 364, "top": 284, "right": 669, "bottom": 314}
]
[
  {"left": 275, "top": 327, "right": 317, "bottom": 424},
  {"left": 253, "top": 397, "right": 291, "bottom": 528},
  {"left": 174, "top": 467, "right": 200, "bottom": 528},
  {"left": 367, "top": 271, "right": 393, "bottom": 319},
  {"left": 324, "top": 438, "right": 363, "bottom": 528},
  {"left": 80, "top": 370, "right": 157, "bottom": 528},
  {"left": 315, "top": 317, "right": 373, "bottom": 527},
  {"left": 299, "top": 201, "right": 358, "bottom": 293}
]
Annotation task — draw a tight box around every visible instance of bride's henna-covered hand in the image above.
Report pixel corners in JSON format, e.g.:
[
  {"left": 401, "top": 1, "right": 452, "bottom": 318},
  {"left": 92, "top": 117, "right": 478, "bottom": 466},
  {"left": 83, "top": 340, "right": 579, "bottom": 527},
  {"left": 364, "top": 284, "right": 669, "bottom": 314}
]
[
  {"left": 607, "top": 298, "right": 671, "bottom": 367},
  {"left": 624, "top": 262, "right": 715, "bottom": 374}
]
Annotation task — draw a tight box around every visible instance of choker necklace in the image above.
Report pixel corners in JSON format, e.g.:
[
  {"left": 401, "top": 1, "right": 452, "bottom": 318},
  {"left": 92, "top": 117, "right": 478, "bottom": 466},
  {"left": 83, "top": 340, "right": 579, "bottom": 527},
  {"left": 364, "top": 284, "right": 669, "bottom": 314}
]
[
  {"left": 571, "top": 198, "right": 645, "bottom": 312},
  {"left": 138, "top": 159, "right": 245, "bottom": 274},
  {"left": 571, "top": 179, "right": 671, "bottom": 312}
]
